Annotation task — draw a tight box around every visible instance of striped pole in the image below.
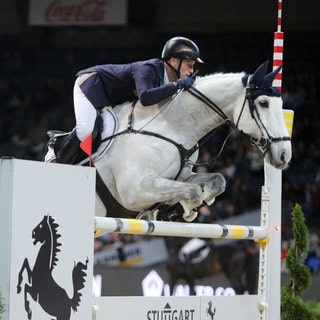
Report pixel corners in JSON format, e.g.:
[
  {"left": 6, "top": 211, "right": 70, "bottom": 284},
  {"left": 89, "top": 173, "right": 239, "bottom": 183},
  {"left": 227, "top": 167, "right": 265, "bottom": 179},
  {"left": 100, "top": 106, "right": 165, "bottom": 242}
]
[
  {"left": 272, "top": 0, "right": 284, "bottom": 92},
  {"left": 95, "top": 217, "right": 268, "bottom": 240},
  {"left": 259, "top": 1, "right": 287, "bottom": 319},
  {"left": 273, "top": 0, "right": 295, "bottom": 137}
]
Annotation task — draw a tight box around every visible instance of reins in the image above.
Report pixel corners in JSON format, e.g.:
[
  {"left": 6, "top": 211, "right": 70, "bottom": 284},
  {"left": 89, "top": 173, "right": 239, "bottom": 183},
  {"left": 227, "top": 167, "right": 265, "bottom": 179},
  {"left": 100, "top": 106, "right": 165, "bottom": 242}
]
[
  {"left": 99, "top": 101, "right": 199, "bottom": 164},
  {"left": 99, "top": 77, "right": 290, "bottom": 172},
  {"left": 189, "top": 82, "right": 291, "bottom": 160}
]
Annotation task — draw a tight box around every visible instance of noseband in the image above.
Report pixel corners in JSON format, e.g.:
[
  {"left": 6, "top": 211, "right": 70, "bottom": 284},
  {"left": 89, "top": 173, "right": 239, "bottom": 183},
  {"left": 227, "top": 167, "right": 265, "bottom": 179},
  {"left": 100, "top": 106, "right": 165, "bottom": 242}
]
[
  {"left": 188, "top": 84, "right": 291, "bottom": 155},
  {"left": 239, "top": 85, "right": 291, "bottom": 155}
]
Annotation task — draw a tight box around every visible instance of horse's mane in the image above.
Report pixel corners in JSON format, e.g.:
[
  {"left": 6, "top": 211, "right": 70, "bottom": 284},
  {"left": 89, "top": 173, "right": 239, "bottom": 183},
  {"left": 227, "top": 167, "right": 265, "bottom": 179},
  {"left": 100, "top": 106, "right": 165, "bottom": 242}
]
[
  {"left": 118, "top": 71, "right": 246, "bottom": 112},
  {"left": 114, "top": 70, "right": 247, "bottom": 132},
  {"left": 186, "top": 71, "right": 247, "bottom": 109},
  {"left": 46, "top": 215, "right": 62, "bottom": 270},
  {"left": 195, "top": 71, "right": 246, "bottom": 84}
]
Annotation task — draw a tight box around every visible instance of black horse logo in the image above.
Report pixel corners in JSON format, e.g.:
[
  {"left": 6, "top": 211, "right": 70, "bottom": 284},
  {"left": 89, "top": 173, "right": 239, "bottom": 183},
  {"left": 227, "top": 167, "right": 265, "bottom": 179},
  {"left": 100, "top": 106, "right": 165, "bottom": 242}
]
[
  {"left": 207, "top": 301, "right": 216, "bottom": 320},
  {"left": 17, "top": 215, "right": 88, "bottom": 320}
]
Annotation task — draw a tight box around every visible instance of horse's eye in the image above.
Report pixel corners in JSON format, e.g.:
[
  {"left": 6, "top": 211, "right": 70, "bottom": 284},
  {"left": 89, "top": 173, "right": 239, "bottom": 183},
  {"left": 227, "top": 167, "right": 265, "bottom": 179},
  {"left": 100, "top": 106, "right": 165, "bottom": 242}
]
[{"left": 259, "top": 100, "right": 269, "bottom": 108}]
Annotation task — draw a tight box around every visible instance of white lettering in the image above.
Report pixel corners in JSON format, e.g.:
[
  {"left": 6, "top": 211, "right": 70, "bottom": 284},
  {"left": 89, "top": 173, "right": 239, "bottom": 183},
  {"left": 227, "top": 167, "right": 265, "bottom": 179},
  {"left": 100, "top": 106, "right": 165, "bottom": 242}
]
[{"left": 142, "top": 270, "right": 237, "bottom": 297}]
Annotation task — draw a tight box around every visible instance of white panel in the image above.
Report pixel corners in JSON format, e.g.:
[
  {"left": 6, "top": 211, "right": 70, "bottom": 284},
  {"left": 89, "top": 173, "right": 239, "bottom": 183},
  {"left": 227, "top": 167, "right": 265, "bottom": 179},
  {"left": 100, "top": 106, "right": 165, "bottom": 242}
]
[
  {"left": 0, "top": 159, "right": 95, "bottom": 320},
  {"left": 200, "top": 295, "right": 262, "bottom": 319},
  {"left": 94, "top": 296, "right": 201, "bottom": 320},
  {"left": 93, "top": 295, "right": 263, "bottom": 320}
]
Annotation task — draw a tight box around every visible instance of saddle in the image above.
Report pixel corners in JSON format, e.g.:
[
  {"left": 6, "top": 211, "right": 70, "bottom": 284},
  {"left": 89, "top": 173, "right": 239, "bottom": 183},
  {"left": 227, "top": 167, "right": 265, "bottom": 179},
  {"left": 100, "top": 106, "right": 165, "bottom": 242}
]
[
  {"left": 46, "top": 115, "right": 102, "bottom": 165},
  {"left": 45, "top": 109, "right": 117, "bottom": 165}
]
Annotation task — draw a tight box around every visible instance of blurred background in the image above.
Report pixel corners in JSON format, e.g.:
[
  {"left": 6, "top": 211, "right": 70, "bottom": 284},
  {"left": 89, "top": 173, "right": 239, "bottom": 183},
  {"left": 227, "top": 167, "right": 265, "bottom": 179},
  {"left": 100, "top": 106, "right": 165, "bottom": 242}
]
[{"left": 0, "top": 0, "right": 319, "bottom": 298}]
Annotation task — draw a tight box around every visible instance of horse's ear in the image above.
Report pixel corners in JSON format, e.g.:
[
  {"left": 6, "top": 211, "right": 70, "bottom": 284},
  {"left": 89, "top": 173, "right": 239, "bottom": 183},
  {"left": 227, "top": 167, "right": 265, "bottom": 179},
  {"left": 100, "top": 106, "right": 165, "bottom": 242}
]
[
  {"left": 250, "top": 61, "right": 269, "bottom": 85},
  {"left": 265, "top": 64, "right": 283, "bottom": 83}
]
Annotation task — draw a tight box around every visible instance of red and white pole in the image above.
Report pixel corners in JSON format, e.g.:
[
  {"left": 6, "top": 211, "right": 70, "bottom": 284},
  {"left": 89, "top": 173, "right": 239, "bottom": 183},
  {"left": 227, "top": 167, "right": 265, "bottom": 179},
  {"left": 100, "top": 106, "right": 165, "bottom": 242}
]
[
  {"left": 259, "top": 1, "right": 288, "bottom": 320},
  {"left": 272, "top": 0, "right": 284, "bottom": 92}
]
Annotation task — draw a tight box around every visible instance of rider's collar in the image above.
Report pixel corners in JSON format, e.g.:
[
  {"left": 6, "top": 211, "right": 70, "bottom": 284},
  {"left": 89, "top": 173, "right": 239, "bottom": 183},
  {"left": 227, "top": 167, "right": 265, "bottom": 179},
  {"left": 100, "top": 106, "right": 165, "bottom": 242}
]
[{"left": 163, "top": 66, "right": 170, "bottom": 85}]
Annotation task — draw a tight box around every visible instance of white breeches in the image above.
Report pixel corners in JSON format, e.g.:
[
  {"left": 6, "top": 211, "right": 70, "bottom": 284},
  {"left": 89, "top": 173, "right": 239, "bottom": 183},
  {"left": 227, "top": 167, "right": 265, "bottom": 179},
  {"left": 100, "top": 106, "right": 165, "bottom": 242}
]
[{"left": 73, "top": 76, "right": 97, "bottom": 141}]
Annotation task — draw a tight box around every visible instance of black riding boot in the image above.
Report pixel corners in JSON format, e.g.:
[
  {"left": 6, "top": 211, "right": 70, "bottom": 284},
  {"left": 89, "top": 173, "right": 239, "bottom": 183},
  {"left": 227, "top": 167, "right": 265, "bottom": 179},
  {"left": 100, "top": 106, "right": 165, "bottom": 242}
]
[{"left": 55, "top": 130, "right": 82, "bottom": 164}]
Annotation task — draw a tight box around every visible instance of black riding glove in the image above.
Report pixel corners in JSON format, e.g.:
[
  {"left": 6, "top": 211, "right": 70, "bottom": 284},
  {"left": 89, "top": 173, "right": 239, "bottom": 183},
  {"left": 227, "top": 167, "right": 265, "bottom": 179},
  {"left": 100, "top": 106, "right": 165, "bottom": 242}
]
[{"left": 176, "top": 76, "right": 195, "bottom": 90}]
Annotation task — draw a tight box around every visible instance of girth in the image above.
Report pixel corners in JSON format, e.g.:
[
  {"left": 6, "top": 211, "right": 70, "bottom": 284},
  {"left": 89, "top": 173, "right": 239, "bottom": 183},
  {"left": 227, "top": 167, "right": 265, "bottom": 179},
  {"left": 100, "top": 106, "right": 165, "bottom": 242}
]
[{"left": 95, "top": 169, "right": 138, "bottom": 218}]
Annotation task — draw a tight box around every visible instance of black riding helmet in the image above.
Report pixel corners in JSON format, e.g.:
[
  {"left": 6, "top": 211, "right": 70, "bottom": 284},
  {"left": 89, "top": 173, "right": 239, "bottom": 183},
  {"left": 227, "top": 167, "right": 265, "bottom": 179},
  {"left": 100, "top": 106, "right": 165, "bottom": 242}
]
[
  {"left": 161, "top": 36, "right": 204, "bottom": 64},
  {"left": 161, "top": 36, "right": 204, "bottom": 78}
]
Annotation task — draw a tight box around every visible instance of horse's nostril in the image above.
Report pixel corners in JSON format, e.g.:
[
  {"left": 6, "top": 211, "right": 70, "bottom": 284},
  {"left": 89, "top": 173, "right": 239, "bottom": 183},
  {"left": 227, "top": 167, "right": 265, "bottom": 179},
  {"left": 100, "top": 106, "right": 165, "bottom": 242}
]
[{"left": 280, "top": 151, "right": 286, "bottom": 164}]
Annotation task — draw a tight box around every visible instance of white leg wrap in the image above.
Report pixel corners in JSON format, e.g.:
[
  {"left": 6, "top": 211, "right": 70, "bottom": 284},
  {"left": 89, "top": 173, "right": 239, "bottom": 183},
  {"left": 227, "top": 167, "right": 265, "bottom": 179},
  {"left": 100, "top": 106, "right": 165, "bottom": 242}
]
[
  {"left": 203, "top": 185, "right": 216, "bottom": 205},
  {"left": 181, "top": 200, "right": 198, "bottom": 222}
]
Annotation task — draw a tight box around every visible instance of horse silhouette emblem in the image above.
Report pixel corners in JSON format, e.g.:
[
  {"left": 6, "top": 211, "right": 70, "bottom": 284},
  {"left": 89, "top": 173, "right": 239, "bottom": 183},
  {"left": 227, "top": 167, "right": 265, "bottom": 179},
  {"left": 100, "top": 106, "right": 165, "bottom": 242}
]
[
  {"left": 207, "top": 301, "right": 216, "bottom": 320},
  {"left": 17, "top": 215, "right": 88, "bottom": 320}
]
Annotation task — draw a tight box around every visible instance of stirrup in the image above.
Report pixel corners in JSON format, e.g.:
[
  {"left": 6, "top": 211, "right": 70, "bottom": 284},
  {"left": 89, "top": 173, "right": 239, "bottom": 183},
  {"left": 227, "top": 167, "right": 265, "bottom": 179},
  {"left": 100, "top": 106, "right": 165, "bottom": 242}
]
[
  {"left": 55, "top": 130, "right": 82, "bottom": 164},
  {"left": 47, "top": 130, "right": 69, "bottom": 139}
]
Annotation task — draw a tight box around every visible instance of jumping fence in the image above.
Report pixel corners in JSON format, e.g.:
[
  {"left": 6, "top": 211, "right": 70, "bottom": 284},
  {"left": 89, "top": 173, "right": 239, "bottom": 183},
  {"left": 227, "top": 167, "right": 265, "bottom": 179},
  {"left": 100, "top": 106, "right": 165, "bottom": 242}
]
[{"left": 0, "top": 154, "right": 286, "bottom": 320}]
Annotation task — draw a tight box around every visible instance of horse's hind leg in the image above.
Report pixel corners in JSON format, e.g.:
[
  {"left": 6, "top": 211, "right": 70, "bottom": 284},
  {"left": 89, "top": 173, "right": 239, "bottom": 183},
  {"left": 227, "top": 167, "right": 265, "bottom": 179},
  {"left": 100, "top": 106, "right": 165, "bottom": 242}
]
[
  {"left": 55, "top": 309, "right": 71, "bottom": 320},
  {"left": 24, "top": 284, "right": 34, "bottom": 320}
]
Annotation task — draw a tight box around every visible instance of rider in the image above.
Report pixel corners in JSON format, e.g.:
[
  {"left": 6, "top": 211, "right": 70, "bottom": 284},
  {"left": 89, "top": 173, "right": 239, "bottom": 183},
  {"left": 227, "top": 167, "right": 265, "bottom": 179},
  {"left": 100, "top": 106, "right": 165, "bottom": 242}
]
[{"left": 56, "top": 36, "right": 204, "bottom": 164}]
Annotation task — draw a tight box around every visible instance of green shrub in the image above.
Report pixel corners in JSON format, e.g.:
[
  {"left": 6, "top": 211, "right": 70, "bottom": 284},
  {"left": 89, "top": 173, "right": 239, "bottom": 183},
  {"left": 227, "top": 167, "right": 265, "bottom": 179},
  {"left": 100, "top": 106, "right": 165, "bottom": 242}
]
[
  {"left": 306, "top": 301, "right": 320, "bottom": 320},
  {"left": 281, "top": 204, "right": 316, "bottom": 319},
  {"left": 0, "top": 292, "right": 4, "bottom": 320}
]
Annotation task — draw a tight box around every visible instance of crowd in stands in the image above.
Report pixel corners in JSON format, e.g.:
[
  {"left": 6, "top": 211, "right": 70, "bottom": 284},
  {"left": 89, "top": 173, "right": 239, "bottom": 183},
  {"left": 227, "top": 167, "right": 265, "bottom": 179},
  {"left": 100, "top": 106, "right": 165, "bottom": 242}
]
[{"left": 0, "top": 31, "right": 319, "bottom": 241}]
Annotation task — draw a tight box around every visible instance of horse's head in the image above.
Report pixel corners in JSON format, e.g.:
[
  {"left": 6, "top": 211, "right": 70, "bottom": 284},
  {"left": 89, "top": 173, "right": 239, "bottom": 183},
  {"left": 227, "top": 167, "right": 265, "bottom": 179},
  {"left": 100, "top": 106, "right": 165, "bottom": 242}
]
[
  {"left": 32, "top": 215, "right": 50, "bottom": 245},
  {"left": 32, "top": 216, "right": 50, "bottom": 245},
  {"left": 234, "top": 61, "right": 292, "bottom": 169},
  {"left": 32, "top": 215, "right": 60, "bottom": 247}
]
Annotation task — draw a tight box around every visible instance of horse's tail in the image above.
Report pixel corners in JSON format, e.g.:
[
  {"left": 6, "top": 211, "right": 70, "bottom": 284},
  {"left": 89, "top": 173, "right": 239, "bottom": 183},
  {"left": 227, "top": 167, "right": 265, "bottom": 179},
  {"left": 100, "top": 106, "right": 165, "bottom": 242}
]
[{"left": 70, "top": 257, "right": 89, "bottom": 311}]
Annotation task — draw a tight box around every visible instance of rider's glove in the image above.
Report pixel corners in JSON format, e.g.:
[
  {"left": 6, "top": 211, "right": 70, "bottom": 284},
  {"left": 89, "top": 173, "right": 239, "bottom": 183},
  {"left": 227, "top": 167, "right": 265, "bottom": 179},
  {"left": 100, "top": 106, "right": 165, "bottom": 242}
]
[{"left": 176, "top": 76, "right": 195, "bottom": 90}]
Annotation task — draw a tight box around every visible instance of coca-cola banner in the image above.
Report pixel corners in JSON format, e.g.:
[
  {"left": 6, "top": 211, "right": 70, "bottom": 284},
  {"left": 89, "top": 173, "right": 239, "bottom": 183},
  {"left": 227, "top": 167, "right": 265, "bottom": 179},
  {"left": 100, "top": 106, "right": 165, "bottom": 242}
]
[{"left": 28, "top": 0, "right": 127, "bottom": 26}]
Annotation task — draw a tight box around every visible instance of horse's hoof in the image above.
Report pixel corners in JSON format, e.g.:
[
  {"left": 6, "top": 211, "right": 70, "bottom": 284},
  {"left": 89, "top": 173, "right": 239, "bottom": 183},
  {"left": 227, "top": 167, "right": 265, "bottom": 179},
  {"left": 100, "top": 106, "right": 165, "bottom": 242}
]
[
  {"left": 183, "top": 209, "right": 198, "bottom": 222},
  {"left": 136, "top": 210, "right": 158, "bottom": 221},
  {"left": 156, "top": 203, "right": 185, "bottom": 221},
  {"left": 178, "top": 200, "right": 198, "bottom": 222}
]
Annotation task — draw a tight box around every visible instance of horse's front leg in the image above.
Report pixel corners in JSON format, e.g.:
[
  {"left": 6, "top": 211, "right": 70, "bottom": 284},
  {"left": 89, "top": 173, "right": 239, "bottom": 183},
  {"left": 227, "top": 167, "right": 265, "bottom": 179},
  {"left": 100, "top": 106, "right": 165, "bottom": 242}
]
[
  {"left": 122, "top": 176, "right": 204, "bottom": 221},
  {"left": 17, "top": 258, "right": 32, "bottom": 294},
  {"left": 184, "top": 172, "right": 226, "bottom": 206}
]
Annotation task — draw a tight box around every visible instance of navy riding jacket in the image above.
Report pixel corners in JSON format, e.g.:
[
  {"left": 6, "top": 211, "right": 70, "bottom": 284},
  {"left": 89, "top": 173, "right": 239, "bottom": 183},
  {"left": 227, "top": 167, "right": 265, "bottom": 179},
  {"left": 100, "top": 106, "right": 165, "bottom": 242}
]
[{"left": 77, "top": 58, "right": 177, "bottom": 108}]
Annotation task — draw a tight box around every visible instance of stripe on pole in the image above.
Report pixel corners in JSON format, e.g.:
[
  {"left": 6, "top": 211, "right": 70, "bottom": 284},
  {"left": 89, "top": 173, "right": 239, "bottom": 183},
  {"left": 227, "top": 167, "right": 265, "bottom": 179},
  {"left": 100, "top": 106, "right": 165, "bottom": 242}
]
[
  {"left": 273, "top": 31, "right": 283, "bottom": 92},
  {"left": 277, "top": 0, "right": 283, "bottom": 31},
  {"left": 273, "top": 0, "right": 283, "bottom": 92},
  {"left": 95, "top": 217, "right": 268, "bottom": 240}
]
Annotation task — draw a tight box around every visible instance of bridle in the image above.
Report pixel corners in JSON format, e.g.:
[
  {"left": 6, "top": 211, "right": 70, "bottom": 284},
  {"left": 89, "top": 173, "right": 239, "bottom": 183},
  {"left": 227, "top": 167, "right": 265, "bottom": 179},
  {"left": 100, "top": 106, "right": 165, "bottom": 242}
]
[{"left": 188, "top": 80, "right": 291, "bottom": 158}]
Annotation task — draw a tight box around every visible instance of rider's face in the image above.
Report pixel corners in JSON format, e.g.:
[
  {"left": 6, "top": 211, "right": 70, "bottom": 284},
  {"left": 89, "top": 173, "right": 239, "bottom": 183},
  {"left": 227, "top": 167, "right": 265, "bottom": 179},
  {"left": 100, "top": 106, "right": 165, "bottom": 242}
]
[{"left": 169, "top": 58, "right": 196, "bottom": 78}]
